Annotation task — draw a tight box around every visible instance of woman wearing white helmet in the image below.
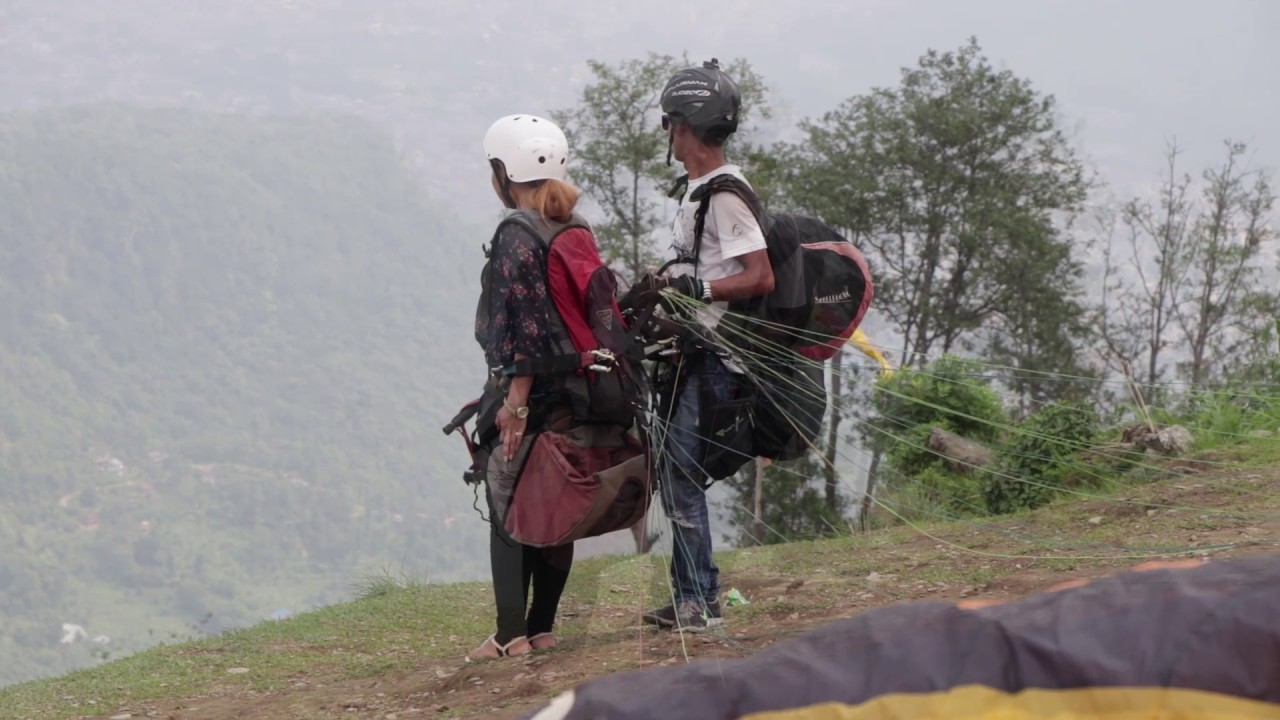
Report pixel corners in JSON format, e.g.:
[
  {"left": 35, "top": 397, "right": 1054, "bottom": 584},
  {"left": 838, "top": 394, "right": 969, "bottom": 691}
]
[{"left": 466, "top": 114, "right": 583, "bottom": 661}]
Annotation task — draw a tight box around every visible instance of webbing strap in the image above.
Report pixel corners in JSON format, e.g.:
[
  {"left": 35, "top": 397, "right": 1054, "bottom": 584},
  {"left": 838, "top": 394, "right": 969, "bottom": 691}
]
[
  {"left": 502, "top": 352, "right": 597, "bottom": 377},
  {"left": 688, "top": 174, "right": 770, "bottom": 269}
]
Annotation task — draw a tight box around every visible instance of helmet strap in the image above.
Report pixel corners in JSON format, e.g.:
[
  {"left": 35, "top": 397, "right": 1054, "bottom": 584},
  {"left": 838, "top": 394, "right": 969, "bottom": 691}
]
[{"left": 665, "top": 133, "right": 674, "bottom": 167}]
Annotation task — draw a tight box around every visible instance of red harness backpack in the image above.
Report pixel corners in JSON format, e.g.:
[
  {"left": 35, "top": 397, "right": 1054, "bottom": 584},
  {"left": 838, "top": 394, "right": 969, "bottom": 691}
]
[{"left": 446, "top": 210, "right": 654, "bottom": 547}]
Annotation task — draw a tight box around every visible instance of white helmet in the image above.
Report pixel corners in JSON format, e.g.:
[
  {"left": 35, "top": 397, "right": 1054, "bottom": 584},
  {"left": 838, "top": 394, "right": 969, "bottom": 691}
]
[{"left": 483, "top": 114, "right": 569, "bottom": 183}]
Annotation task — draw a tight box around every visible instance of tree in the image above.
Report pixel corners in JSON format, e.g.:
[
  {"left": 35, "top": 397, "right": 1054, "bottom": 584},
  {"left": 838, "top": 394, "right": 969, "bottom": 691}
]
[
  {"left": 822, "top": 349, "right": 847, "bottom": 512},
  {"left": 982, "top": 214, "right": 1100, "bottom": 415},
  {"left": 1172, "top": 140, "right": 1275, "bottom": 385},
  {"left": 551, "top": 53, "right": 778, "bottom": 553},
  {"left": 1223, "top": 293, "right": 1280, "bottom": 385},
  {"left": 550, "top": 54, "right": 675, "bottom": 282},
  {"left": 1093, "top": 139, "right": 1276, "bottom": 389},
  {"left": 721, "top": 452, "right": 847, "bottom": 547},
  {"left": 1093, "top": 140, "right": 1197, "bottom": 391},
  {"left": 551, "top": 53, "right": 774, "bottom": 282},
  {"left": 784, "top": 37, "right": 1089, "bottom": 367},
  {"left": 1090, "top": 205, "right": 1146, "bottom": 389}
]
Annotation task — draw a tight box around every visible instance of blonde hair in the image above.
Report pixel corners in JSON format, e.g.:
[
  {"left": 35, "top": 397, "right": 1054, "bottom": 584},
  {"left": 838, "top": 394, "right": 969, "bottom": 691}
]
[{"left": 526, "top": 178, "right": 581, "bottom": 224}]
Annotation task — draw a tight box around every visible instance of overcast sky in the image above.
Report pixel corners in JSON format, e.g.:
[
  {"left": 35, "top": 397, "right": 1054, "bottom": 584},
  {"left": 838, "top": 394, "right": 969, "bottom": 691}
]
[{"left": 522, "top": 0, "right": 1280, "bottom": 204}]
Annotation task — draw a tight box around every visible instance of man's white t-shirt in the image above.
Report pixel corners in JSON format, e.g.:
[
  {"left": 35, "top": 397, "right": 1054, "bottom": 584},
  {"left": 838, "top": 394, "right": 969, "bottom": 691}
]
[{"left": 667, "top": 165, "right": 767, "bottom": 348}]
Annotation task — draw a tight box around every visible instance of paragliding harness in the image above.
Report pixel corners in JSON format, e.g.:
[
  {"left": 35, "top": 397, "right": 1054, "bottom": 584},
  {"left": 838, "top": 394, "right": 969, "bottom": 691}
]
[
  {"left": 443, "top": 210, "right": 655, "bottom": 548},
  {"left": 650, "top": 172, "right": 874, "bottom": 480}
]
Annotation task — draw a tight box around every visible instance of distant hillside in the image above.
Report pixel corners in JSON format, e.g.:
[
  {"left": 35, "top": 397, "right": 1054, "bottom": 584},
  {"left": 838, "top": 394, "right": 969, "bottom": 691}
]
[
  {"left": 0, "top": 104, "right": 494, "bottom": 685},
  {"left": 0, "top": 0, "right": 840, "bottom": 216}
]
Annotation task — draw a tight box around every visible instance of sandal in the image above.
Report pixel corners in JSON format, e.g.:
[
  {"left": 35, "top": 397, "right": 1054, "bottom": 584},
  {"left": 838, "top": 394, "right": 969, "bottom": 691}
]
[
  {"left": 465, "top": 634, "right": 531, "bottom": 662},
  {"left": 529, "top": 632, "right": 557, "bottom": 651}
]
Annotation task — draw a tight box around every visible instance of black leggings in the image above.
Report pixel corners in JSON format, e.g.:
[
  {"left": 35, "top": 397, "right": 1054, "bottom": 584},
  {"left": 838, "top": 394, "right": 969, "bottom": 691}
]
[{"left": 487, "top": 489, "right": 574, "bottom": 645}]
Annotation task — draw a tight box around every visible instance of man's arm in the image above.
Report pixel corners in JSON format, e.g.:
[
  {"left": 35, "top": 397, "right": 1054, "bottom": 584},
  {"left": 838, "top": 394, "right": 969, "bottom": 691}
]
[
  {"left": 707, "top": 190, "right": 774, "bottom": 301},
  {"left": 708, "top": 248, "right": 774, "bottom": 301}
]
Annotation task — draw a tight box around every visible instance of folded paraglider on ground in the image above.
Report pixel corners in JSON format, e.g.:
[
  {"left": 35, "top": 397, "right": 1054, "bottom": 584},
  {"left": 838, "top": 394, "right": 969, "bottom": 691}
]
[{"left": 523, "top": 554, "right": 1280, "bottom": 719}]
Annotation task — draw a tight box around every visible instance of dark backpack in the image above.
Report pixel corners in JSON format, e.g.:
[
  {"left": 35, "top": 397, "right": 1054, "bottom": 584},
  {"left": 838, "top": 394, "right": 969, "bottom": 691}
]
[
  {"left": 682, "top": 174, "right": 874, "bottom": 467},
  {"left": 687, "top": 175, "right": 875, "bottom": 362}
]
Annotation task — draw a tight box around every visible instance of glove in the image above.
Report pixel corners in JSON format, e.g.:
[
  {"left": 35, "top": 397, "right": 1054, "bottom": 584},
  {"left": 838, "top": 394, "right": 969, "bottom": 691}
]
[
  {"left": 652, "top": 275, "right": 707, "bottom": 316},
  {"left": 664, "top": 275, "right": 706, "bottom": 302},
  {"left": 618, "top": 271, "right": 663, "bottom": 312},
  {"left": 618, "top": 273, "right": 708, "bottom": 316}
]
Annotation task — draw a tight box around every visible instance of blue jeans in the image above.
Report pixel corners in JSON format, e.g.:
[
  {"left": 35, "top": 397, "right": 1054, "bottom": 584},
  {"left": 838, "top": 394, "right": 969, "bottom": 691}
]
[{"left": 658, "top": 354, "right": 736, "bottom": 607}]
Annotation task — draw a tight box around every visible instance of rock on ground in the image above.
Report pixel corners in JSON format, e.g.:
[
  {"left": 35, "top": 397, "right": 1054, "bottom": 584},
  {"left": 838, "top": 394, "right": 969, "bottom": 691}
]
[{"left": 927, "top": 428, "right": 995, "bottom": 474}]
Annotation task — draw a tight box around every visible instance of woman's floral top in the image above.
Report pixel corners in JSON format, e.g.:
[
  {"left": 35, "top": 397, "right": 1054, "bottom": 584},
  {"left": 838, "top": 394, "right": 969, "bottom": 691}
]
[{"left": 474, "top": 222, "right": 557, "bottom": 370}]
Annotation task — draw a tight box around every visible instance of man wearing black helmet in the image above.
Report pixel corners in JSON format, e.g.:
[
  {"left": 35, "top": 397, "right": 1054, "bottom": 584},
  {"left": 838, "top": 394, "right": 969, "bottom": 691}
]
[{"left": 635, "top": 59, "right": 775, "bottom": 633}]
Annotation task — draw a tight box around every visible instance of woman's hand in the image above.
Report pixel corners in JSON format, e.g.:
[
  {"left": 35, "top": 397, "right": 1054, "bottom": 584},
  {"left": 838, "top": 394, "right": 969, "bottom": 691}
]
[
  {"left": 496, "top": 356, "right": 533, "bottom": 462},
  {"left": 496, "top": 400, "right": 529, "bottom": 462}
]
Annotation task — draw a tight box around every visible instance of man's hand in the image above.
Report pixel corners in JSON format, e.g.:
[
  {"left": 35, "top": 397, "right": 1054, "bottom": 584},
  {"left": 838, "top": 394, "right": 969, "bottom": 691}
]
[
  {"left": 618, "top": 273, "right": 707, "bottom": 314},
  {"left": 618, "top": 272, "right": 662, "bottom": 312},
  {"left": 664, "top": 275, "right": 705, "bottom": 302}
]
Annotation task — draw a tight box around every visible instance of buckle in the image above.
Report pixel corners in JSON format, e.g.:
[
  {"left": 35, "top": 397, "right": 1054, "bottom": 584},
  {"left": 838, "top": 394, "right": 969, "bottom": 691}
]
[{"left": 587, "top": 348, "right": 616, "bottom": 373}]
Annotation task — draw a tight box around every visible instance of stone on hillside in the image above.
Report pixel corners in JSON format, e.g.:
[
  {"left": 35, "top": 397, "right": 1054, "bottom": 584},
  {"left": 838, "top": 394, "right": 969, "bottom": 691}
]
[
  {"left": 1146, "top": 425, "right": 1195, "bottom": 456},
  {"left": 926, "top": 428, "right": 995, "bottom": 474},
  {"left": 1125, "top": 424, "right": 1195, "bottom": 456}
]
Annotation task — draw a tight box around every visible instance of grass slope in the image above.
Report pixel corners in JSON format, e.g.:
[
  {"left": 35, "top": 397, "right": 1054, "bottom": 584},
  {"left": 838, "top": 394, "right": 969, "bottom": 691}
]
[{"left": 2, "top": 437, "right": 1278, "bottom": 720}]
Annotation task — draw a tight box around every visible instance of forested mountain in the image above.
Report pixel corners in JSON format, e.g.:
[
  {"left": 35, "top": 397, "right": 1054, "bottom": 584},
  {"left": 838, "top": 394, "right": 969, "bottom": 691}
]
[
  {"left": 0, "top": 0, "right": 678, "bottom": 215},
  {"left": 0, "top": 105, "right": 491, "bottom": 685}
]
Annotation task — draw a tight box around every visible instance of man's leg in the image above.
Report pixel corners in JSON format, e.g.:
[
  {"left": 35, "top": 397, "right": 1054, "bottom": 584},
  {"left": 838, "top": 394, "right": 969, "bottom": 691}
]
[
  {"left": 695, "top": 359, "right": 740, "bottom": 611},
  {"left": 645, "top": 359, "right": 722, "bottom": 631}
]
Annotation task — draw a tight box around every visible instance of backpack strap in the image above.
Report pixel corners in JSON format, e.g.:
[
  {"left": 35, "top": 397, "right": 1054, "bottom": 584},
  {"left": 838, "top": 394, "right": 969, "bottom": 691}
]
[
  {"left": 501, "top": 349, "right": 620, "bottom": 377},
  {"left": 686, "top": 174, "right": 770, "bottom": 278},
  {"left": 496, "top": 209, "right": 591, "bottom": 245},
  {"left": 489, "top": 211, "right": 649, "bottom": 382}
]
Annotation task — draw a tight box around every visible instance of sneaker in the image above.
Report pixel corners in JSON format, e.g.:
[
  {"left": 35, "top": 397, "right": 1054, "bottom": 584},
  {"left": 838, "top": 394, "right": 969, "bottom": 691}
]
[
  {"left": 643, "top": 598, "right": 723, "bottom": 630},
  {"left": 641, "top": 603, "right": 677, "bottom": 628},
  {"left": 705, "top": 598, "right": 723, "bottom": 628},
  {"left": 672, "top": 599, "right": 713, "bottom": 633}
]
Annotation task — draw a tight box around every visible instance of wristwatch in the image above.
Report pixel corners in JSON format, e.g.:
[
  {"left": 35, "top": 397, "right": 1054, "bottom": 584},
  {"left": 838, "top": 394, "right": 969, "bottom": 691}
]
[{"left": 504, "top": 398, "right": 529, "bottom": 419}]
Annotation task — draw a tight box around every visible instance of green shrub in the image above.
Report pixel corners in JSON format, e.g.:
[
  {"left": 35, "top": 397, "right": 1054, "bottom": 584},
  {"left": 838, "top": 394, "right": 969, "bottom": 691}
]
[
  {"left": 984, "top": 401, "right": 1100, "bottom": 514},
  {"left": 872, "top": 355, "right": 1007, "bottom": 447},
  {"left": 861, "top": 476, "right": 960, "bottom": 530},
  {"left": 1152, "top": 381, "right": 1280, "bottom": 452},
  {"left": 872, "top": 355, "right": 1007, "bottom": 517}
]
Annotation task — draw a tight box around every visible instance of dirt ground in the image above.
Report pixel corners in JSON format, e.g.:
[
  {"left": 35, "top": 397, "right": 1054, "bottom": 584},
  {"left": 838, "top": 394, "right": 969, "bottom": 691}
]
[{"left": 89, "top": 464, "right": 1280, "bottom": 720}]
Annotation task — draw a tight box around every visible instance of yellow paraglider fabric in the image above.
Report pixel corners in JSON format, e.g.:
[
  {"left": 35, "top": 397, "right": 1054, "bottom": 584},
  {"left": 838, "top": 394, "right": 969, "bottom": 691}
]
[
  {"left": 739, "top": 684, "right": 1280, "bottom": 720},
  {"left": 849, "top": 329, "right": 893, "bottom": 376}
]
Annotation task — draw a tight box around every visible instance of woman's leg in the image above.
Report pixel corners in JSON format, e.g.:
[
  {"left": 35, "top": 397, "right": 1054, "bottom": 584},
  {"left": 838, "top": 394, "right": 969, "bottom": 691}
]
[
  {"left": 468, "top": 483, "right": 534, "bottom": 659},
  {"left": 526, "top": 542, "right": 574, "bottom": 639},
  {"left": 490, "top": 521, "right": 533, "bottom": 645}
]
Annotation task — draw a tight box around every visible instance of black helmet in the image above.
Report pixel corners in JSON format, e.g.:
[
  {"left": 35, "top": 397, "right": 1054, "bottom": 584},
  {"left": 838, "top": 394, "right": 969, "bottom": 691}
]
[{"left": 660, "top": 58, "right": 742, "bottom": 142}]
